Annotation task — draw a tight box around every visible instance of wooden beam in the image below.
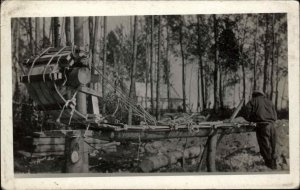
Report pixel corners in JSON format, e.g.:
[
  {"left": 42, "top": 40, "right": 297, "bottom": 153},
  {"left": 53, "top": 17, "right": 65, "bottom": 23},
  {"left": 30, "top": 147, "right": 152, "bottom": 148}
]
[
  {"left": 20, "top": 72, "right": 64, "bottom": 83},
  {"left": 79, "top": 86, "right": 101, "bottom": 97},
  {"left": 206, "top": 133, "right": 217, "bottom": 172}
]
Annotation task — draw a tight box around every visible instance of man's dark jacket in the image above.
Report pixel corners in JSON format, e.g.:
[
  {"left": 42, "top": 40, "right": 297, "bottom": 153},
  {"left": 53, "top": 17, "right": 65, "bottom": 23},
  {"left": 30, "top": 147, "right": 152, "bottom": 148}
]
[{"left": 245, "top": 95, "right": 277, "bottom": 123}]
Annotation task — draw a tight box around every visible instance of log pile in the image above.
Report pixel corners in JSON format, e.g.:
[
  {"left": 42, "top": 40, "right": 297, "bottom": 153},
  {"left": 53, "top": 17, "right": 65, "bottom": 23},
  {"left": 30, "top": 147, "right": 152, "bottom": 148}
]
[
  {"left": 140, "top": 146, "right": 203, "bottom": 172},
  {"left": 137, "top": 138, "right": 206, "bottom": 172}
]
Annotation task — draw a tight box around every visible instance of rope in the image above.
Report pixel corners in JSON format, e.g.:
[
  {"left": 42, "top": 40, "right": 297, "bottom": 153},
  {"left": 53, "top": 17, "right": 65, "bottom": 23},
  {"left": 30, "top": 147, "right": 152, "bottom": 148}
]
[
  {"left": 53, "top": 82, "right": 87, "bottom": 121},
  {"left": 56, "top": 89, "right": 78, "bottom": 123},
  {"left": 93, "top": 66, "right": 157, "bottom": 125},
  {"left": 28, "top": 47, "right": 52, "bottom": 83},
  {"left": 42, "top": 46, "right": 67, "bottom": 82}
]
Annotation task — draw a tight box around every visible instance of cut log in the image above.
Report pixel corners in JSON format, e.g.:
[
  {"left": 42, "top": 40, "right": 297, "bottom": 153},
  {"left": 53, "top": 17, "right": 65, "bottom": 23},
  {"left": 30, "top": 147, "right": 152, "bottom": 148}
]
[
  {"left": 140, "top": 155, "right": 169, "bottom": 172},
  {"left": 64, "top": 130, "right": 89, "bottom": 173},
  {"left": 140, "top": 146, "right": 202, "bottom": 172}
]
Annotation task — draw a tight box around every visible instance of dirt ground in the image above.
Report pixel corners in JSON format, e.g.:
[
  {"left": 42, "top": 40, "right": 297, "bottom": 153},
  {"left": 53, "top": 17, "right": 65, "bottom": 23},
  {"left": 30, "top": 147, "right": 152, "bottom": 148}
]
[{"left": 14, "top": 119, "right": 289, "bottom": 173}]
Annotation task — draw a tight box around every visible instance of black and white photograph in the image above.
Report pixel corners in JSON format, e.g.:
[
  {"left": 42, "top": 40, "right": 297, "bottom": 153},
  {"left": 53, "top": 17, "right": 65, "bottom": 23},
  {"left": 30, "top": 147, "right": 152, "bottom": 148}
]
[{"left": 1, "top": 1, "right": 299, "bottom": 189}]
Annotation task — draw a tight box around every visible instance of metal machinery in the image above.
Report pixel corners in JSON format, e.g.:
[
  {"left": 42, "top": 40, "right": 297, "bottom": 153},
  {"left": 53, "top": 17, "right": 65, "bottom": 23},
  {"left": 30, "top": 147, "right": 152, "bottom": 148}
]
[{"left": 20, "top": 46, "right": 256, "bottom": 172}]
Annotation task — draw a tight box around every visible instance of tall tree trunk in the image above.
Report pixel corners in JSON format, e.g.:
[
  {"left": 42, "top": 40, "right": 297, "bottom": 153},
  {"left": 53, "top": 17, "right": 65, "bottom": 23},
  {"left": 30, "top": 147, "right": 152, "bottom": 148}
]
[
  {"left": 28, "top": 18, "right": 33, "bottom": 55},
  {"left": 145, "top": 18, "right": 149, "bottom": 109},
  {"left": 102, "top": 16, "right": 107, "bottom": 114},
  {"left": 53, "top": 17, "right": 60, "bottom": 47},
  {"left": 145, "top": 42, "right": 149, "bottom": 108},
  {"left": 270, "top": 14, "right": 275, "bottom": 101},
  {"left": 263, "top": 14, "right": 269, "bottom": 95},
  {"left": 166, "top": 22, "right": 171, "bottom": 112},
  {"left": 156, "top": 16, "right": 161, "bottom": 119},
  {"left": 179, "top": 18, "right": 186, "bottom": 112},
  {"left": 219, "top": 66, "right": 223, "bottom": 108},
  {"left": 150, "top": 16, "right": 154, "bottom": 114},
  {"left": 242, "top": 62, "right": 246, "bottom": 105},
  {"left": 197, "top": 64, "right": 200, "bottom": 112},
  {"left": 275, "top": 43, "right": 280, "bottom": 111},
  {"left": 35, "top": 18, "right": 40, "bottom": 53},
  {"left": 203, "top": 61, "right": 207, "bottom": 108},
  {"left": 43, "top": 18, "right": 46, "bottom": 41},
  {"left": 240, "top": 16, "right": 248, "bottom": 106},
  {"left": 12, "top": 19, "right": 19, "bottom": 94},
  {"left": 128, "top": 16, "right": 138, "bottom": 125},
  {"left": 88, "top": 17, "right": 94, "bottom": 88},
  {"left": 197, "top": 16, "right": 205, "bottom": 111},
  {"left": 65, "top": 17, "right": 72, "bottom": 46},
  {"left": 89, "top": 17, "right": 94, "bottom": 69},
  {"left": 93, "top": 17, "right": 100, "bottom": 90},
  {"left": 213, "top": 15, "right": 219, "bottom": 111},
  {"left": 253, "top": 15, "right": 258, "bottom": 91}
]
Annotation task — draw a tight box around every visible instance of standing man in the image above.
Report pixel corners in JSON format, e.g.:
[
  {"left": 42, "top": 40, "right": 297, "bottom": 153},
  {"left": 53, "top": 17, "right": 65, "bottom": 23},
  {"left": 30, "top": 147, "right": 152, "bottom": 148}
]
[{"left": 244, "top": 90, "right": 278, "bottom": 169}]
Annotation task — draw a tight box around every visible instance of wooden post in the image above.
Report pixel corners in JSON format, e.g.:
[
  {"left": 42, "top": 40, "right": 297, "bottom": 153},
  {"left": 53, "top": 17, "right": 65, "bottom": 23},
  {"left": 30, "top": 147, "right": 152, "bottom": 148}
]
[
  {"left": 64, "top": 17, "right": 89, "bottom": 173},
  {"left": 64, "top": 130, "right": 89, "bottom": 173},
  {"left": 206, "top": 133, "right": 217, "bottom": 172}
]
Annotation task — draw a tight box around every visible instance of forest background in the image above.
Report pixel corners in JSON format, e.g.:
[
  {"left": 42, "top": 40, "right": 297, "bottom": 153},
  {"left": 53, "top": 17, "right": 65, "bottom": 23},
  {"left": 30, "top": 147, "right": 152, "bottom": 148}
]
[{"left": 11, "top": 14, "right": 288, "bottom": 129}]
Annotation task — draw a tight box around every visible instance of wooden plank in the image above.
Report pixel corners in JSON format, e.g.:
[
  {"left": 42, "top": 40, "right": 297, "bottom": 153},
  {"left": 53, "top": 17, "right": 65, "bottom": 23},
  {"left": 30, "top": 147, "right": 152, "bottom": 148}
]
[
  {"left": 85, "top": 138, "right": 108, "bottom": 144},
  {"left": 32, "top": 137, "right": 65, "bottom": 145},
  {"left": 96, "top": 124, "right": 256, "bottom": 142},
  {"left": 79, "top": 86, "right": 101, "bottom": 97},
  {"left": 17, "top": 150, "right": 64, "bottom": 157},
  {"left": 32, "top": 152, "right": 64, "bottom": 157},
  {"left": 91, "top": 96, "right": 100, "bottom": 115},
  {"left": 34, "top": 144, "right": 65, "bottom": 152},
  {"left": 20, "top": 72, "right": 64, "bottom": 83},
  {"left": 31, "top": 137, "right": 108, "bottom": 145},
  {"left": 23, "top": 54, "right": 70, "bottom": 66}
]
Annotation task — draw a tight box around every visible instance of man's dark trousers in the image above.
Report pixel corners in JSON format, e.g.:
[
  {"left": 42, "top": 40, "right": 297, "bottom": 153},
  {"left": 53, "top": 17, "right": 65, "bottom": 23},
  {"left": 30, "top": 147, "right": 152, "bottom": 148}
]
[{"left": 256, "top": 122, "right": 277, "bottom": 169}]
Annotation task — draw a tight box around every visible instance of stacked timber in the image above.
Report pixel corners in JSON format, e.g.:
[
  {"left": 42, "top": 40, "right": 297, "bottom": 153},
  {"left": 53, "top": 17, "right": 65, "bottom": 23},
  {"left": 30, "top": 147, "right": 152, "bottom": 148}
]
[{"left": 18, "top": 131, "right": 119, "bottom": 158}]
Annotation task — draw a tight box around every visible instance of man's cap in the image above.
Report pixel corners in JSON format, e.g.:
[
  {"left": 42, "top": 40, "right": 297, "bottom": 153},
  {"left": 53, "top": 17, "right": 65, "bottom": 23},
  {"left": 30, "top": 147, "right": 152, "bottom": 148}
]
[{"left": 252, "top": 90, "right": 265, "bottom": 96}]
